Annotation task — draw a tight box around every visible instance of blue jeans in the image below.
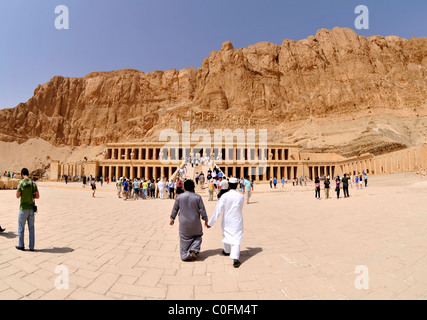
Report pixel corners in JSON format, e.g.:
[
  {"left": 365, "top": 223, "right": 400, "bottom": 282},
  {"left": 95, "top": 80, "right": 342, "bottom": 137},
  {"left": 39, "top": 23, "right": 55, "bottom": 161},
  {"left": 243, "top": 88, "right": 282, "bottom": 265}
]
[{"left": 18, "top": 209, "right": 35, "bottom": 250}]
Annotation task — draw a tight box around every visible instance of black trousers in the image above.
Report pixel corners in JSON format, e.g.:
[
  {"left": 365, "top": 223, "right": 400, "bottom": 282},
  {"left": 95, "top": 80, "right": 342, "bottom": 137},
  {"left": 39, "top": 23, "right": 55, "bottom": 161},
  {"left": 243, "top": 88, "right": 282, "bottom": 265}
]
[{"left": 343, "top": 186, "right": 349, "bottom": 197}]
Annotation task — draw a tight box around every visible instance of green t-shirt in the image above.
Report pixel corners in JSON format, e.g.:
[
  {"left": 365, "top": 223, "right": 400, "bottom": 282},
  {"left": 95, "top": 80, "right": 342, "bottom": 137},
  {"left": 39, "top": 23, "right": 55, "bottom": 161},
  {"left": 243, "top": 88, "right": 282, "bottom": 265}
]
[{"left": 17, "top": 178, "right": 38, "bottom": 210}]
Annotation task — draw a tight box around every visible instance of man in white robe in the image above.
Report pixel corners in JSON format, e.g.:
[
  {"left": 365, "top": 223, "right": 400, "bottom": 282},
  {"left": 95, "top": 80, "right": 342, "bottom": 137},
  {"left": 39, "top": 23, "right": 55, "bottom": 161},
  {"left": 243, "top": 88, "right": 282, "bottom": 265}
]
[
  {"left": 158, "top": 178, "right": 166, "bottom": 199},
  {"left": 207, "top": 178, "right": 244, "bottom": 268}
]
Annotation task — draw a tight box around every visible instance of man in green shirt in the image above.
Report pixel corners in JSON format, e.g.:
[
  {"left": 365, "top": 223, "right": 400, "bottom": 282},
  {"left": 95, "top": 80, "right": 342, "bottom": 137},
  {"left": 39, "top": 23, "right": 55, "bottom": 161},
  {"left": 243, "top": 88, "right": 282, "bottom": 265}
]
[{"left": 16, "top": 168, "right": 40, "bottom": 251}]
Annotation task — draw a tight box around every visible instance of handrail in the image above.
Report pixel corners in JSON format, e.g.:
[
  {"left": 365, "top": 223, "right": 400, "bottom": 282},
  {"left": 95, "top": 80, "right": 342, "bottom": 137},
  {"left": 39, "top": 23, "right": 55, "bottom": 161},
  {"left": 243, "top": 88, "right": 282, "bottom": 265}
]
[{"left": 169, "top": 161, "right": 186, "bottom": 181}]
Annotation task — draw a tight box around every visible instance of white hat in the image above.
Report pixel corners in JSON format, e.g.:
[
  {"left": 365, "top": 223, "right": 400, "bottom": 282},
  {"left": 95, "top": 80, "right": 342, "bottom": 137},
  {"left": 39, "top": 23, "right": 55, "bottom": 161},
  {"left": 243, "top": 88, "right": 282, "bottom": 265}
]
[{"left": 229, "top": 177, "right": 238, "bottom": 184}]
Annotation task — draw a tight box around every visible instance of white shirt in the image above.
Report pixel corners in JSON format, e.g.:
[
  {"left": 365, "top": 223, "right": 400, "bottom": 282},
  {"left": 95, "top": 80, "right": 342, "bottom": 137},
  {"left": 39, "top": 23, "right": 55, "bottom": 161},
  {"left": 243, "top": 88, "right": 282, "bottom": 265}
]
[
  {"left": 220, "top": 180, "right": 229, "bottom": 190},
  {"left": 208, "top": 190, "right": 244, "bottom": 245}
]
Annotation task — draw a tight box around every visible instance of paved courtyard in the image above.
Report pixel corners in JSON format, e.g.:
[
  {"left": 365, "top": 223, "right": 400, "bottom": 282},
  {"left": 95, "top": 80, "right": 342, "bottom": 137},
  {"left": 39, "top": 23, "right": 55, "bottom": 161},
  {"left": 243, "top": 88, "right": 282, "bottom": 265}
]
[{"left": 0, "top": 172, "right": 426, "bottom": 300}]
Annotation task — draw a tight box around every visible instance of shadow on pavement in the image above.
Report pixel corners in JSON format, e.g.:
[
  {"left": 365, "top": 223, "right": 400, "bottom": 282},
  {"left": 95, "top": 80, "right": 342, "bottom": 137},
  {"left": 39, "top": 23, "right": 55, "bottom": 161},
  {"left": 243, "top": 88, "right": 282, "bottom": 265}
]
[
  {"left": 36, "top": 247, "right": 74, "bottom": 254},
  {"left": 0, "top": 232, "right": 17, "bottom": 239},
  {"left": 198, "top": 247, "right": 263, "bottom": 265}
]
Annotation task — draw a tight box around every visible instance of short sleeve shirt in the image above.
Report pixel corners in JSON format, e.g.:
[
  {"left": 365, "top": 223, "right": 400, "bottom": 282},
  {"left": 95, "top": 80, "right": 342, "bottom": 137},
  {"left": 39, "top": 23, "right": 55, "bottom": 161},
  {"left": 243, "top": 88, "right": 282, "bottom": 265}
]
[
  {"left": 17, "top": 178, "right": 38, "bottom": 210},
  {"left": 220, "top": 180, "right": 229, "bottom": 190}
]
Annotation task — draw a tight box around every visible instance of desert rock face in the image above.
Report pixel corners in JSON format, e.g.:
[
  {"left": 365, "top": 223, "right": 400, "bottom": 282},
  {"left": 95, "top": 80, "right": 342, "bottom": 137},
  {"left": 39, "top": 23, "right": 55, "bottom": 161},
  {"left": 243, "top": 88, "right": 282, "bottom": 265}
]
[{"left": 1, "top": 27, "right": 426, "bottom": 158}]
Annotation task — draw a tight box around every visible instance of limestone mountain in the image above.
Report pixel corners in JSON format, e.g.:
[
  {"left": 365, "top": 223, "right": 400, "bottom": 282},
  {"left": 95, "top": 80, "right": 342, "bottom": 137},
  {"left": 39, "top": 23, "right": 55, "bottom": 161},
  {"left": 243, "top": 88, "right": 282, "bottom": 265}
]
[{"left": 1, "top": 27, "right": 426, "bottom": 158}]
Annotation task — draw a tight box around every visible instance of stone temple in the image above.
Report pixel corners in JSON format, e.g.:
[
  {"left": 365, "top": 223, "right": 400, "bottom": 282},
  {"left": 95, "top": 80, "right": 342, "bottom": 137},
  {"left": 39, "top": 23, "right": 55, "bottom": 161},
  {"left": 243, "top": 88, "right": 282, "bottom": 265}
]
[{"left": 49, "top": 141, "right": 427, "bottom": 183}]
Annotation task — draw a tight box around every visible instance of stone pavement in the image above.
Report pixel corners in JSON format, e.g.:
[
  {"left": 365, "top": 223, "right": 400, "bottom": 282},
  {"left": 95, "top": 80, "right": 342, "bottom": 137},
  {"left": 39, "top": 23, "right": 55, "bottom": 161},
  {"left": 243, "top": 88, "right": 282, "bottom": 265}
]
[{"left": 0, "top": 173, "right": 426, "bottom": 300}]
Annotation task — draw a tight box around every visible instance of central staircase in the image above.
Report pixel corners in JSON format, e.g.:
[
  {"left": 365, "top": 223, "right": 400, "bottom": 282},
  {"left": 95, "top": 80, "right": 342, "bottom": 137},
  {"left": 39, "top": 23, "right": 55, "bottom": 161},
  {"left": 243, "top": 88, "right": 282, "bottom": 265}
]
[{"left": 182, "top": 161, "right": 214, "bottom": 195}]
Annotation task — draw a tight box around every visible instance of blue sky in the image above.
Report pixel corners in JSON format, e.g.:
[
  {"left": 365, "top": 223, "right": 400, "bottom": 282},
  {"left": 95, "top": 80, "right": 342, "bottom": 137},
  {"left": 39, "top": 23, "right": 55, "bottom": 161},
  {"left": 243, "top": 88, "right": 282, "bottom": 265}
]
[{"left": 0, "top": 0, "right": 426, "bottom": 109}]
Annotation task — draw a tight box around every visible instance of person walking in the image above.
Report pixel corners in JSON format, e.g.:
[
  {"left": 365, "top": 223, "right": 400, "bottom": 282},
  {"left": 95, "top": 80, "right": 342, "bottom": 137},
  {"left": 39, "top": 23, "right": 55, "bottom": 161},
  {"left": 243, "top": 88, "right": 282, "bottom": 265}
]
[
  {"left": 342, "top": 174, "right": 350, "bottom": 198},
  {"left": 364, "top": 172, "right": 368, "bottom": 187},
  {"left": 133, "top": 179, "right": 140, "bottom": 200},
  {"left": 207, "top": 178, "right": 244, "bottom": 268},
  {"left": 335, "top": 176, "right": 341, "bottom": 199},
  {"left": 142, "top": 180, "right": 149, "bottom": 199},
  {"left": 208, "top": 179, "right": 215, "bottom": 201},
  {"left": 359, "top": 174, "right": 364, "bottom": 189},
  {"left": 91, "top": 178, "right": 96, "bottom": 197},
  {"left": 199, "top": 172, "right": 205, "bottom": 189},
  {"left": 314, "top": 177, "right": 321, "bottom": 199},
  {"left": 116, "top": 178, "right": 123, "bottom": 198},
  {"left": 158, "top": 178, "right": 166, "bottom": 199},
  {"left": 150, "top": 179, "right": 156, "bottom": 198},
  {"left": 324, "top": 178, "right": 330, "bottom": 199},
  {"left": 122, "top": 179, "right": 129, "bottom": 200},
  {"left": 168, "top": 179, "right": 175, "bottom": 199},
  {"left": 170, "top": 180, "right": 209, "bottom": 261},
  {"left": 16, "top": 168, "right": 39, "bottom": 251},
  {"left": 175, "top": 177, "right": 184, "bottom": 195},
  {"left": 243, "top": 176, "right": 253, "bottom": 204},
  {"left": 217, "top": 176, "right": 229, "bottom": 199}
]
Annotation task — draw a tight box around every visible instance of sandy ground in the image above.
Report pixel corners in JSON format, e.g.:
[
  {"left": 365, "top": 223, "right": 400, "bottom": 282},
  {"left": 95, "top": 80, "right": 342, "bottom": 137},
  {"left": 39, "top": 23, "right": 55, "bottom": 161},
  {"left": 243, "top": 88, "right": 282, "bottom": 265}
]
[{"left": 0, "top": 172, "right": 426, "bottom": 300}]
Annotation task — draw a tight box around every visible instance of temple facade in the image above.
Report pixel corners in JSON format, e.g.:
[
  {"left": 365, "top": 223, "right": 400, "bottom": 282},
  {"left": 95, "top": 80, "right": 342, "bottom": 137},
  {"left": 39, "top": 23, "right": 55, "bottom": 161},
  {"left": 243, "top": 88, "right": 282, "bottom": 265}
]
[{"left": 49, "top": 142, "right": 427, "bottom": 183}]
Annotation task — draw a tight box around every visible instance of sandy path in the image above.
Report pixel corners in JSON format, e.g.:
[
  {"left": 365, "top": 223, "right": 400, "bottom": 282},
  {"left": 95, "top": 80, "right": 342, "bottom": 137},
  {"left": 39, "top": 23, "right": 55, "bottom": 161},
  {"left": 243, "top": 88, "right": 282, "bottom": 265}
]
[{"left": 0, "top": 172, "right": 426, "bottom": 300}]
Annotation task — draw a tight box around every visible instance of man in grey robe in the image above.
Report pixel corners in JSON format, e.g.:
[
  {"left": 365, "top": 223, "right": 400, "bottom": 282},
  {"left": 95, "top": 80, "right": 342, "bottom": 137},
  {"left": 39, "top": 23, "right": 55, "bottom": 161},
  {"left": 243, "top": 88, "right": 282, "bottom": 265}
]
[{"left": 170, "top": 180, "right": 208, "bottom": 261}]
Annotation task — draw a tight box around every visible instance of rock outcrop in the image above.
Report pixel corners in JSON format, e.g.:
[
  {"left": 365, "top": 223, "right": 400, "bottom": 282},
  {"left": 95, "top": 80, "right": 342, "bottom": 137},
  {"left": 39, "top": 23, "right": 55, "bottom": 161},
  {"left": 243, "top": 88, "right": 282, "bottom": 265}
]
[{"left": 1, "top": 27, "right": 426, "bottom": 157}]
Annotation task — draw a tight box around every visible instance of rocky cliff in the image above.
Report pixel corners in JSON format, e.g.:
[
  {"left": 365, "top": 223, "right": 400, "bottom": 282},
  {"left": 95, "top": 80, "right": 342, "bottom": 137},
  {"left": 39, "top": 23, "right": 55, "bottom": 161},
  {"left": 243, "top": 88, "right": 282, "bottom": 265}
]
[{"left": 1, "top": 27, "right": 426, "bottom": 157}]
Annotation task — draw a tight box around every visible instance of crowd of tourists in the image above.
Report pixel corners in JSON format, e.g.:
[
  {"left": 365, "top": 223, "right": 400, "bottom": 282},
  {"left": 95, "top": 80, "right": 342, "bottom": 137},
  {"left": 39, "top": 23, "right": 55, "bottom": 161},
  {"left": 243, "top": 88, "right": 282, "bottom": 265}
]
[
  {"left": 2, "top": 171, "right": 18, "bottom": 179},
  {"left": 269, "top": 176, "right": 308, "bottom": 188},
  {"left": 185, "top": 155, "right": 211, "bottom": 167},
  {"left": 114, "top": 177, "right": 184, "bottom": 200},
  {"left": 113, "top": 165, "right": 254, "bottom": 205},
  {"left": 314, "top": 172, "right": 368, "bottom": 200}
]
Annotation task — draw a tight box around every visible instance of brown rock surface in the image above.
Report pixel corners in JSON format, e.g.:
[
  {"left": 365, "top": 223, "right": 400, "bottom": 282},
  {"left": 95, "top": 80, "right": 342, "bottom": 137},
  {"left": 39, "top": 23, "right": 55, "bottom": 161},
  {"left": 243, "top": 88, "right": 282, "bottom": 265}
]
[{"left": 1, "top": 27, "right": 426, "bottom": 161}]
